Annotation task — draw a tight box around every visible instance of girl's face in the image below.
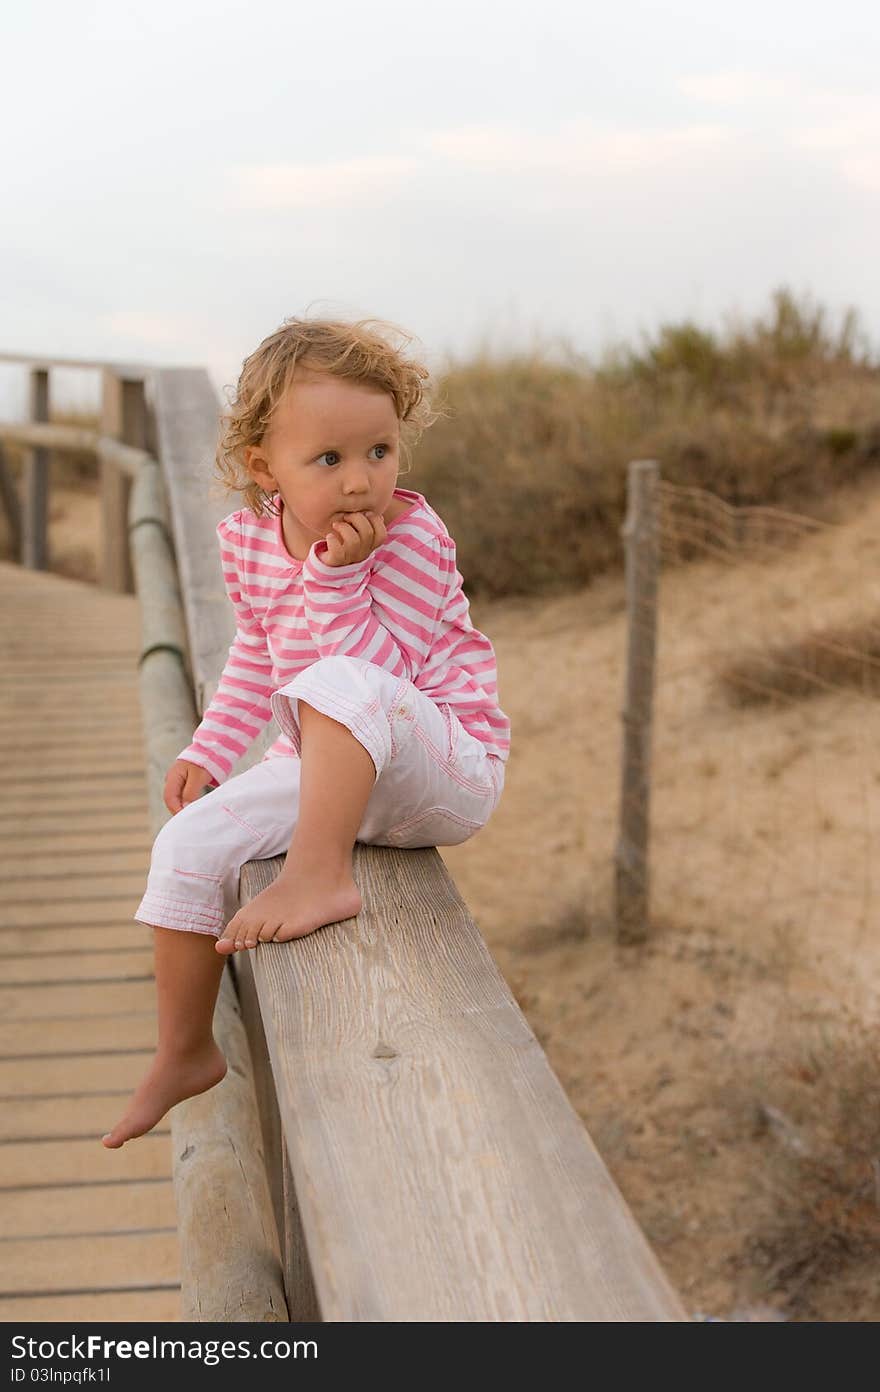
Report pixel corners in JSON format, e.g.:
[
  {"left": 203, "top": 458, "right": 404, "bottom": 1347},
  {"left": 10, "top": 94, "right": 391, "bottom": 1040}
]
[{"left": 245, "top": 372, "right": 401, "bottom": 561}]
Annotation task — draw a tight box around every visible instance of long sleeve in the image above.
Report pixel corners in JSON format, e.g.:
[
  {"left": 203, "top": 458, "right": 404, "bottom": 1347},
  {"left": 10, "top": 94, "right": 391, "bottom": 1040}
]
[
  {"left": 177, "top": 517, "right": 276, "bottom": 785},
  {"left": 301, "top": 531, "right": 457, "bottom": 682}
]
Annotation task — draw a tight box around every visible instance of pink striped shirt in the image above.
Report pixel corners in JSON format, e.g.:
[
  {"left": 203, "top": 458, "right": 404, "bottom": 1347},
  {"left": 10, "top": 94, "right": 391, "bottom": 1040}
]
[{"left": 178, "top": 487, "right": 511, "bottom": 784}]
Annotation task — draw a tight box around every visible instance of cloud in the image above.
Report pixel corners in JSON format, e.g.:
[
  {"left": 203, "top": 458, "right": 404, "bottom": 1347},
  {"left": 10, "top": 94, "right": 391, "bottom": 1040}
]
[
  {"left": 224, "top": 120, "right": 730, "bottom": 216},
  {"left": 677, "top": 70, "right": 880, "bottom": 195},
  {"left": 100, "top": 310, "right": 198, "bottom": 344},
  {"left": 227, "top": 156, "right": 419, "bottom": 209},
  {"left": 421, "top": 120, "right": 729, "bottom": 174},
  {"left": 677, "top": 70, "right": 793, "bottom": 106}
]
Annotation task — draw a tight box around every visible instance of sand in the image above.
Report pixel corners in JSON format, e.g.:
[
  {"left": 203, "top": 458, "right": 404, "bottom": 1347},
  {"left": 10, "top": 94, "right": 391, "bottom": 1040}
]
[{"left": 5, "top": 469, "right": 880, "bottom": 1320}]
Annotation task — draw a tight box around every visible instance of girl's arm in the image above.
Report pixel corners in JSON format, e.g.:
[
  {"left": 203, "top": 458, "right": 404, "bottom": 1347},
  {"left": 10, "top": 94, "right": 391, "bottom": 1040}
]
[
  {"left": 176, "top": 515, "right": 276, "bottom": 785},
  {"left": 301, "top": 523, "right": 458, "bottom": 682}
]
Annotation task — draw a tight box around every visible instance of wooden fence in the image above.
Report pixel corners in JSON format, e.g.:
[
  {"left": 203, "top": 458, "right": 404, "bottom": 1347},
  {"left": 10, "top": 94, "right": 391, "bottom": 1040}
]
[{"left": 0, "top": 353, "right": 681, "bottom": 1321}]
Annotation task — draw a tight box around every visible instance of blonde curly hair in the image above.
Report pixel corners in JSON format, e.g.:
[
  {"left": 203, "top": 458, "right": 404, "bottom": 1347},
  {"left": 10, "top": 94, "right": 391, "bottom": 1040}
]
[{"left": 216, "top": 315, "right": 443, "bottom": 516}]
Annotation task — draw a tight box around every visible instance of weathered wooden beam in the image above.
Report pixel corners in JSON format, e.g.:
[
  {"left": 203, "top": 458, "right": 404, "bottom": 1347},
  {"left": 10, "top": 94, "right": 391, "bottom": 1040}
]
[
  {"left": 615, "top": 460, "right": 660, "bottom": 944},
  {"left": 0, "top": 350, "right": 153, "bottom": 373},
  {"left": 0, "top": 421, "right": 100, "bottom": 453},
  {"left": 22, "top": 368, "right": 49, "bottom": 571},
  {"left": 128, "top": 456, "right": 288, "bottom": 1323},
  {"left": 101, "top": 373, "right": 145, "bottom": 592},
  {"left": 0, "top": 423, "right": 151, "bottom": 479},
  {"left": 150, "top": 369, "right": 233, "bottom": 717},
  {"left": 240, "top": 847, "right": 688, "bottom": 1322}
]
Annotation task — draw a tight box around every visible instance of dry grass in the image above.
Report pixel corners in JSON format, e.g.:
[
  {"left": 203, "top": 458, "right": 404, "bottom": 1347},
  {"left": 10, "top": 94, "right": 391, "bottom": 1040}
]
[
  {"left": 716, "top": 617, "right": 880, "bottom": 707},
  {"left": 737, "top": 1014, "right": 880, "bottom": 1318},
  {"left": 413, "top": 288, "right": 880, "bottom": 596}
]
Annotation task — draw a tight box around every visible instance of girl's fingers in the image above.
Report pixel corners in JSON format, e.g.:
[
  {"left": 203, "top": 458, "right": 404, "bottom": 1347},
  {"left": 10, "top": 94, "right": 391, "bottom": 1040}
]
[
  {"left": 341, "top": 511, "right": 371, "bottom": 540},
  {"left": 343, "top": 512, "right": 384, "bottom": 550},
  {"left": 322, "top": 513, "right": 385, "bottom": 566}
]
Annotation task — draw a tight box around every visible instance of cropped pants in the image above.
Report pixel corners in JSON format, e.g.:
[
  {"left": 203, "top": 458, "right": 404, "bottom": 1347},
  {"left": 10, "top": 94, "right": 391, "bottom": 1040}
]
[{"left": 134, "top": 655, "right": 505, "bottom": 937}]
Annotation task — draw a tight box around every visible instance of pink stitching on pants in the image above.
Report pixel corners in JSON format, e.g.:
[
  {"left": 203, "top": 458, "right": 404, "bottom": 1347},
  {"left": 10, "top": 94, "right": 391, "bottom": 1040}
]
[
  {"left": 140, "top": 892, "right": 223, "bottom": 922},
  {"left": 172, "top": 867, "right": 223, "bottom": 882},
  {"left": 388, "top": 805, "right": 484, "bottom": 840},
  {"left": 412, "top": 725, "right": 495, "bottom": 795},
  {"left": 221, "top": 804, "right": 262, "bottom": 839}
]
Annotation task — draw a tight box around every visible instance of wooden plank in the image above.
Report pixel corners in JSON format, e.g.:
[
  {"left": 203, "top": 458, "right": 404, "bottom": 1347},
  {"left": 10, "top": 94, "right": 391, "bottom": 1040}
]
[
  {"left": 0, "top": 1135, "right": 171, "bottom": 1188},
  {"left": 0, "top": 723, "right": 144, "bottom": 746},
  {"left": 3, "top": 898, "right": 147, "bottom": 924},
  {"left": 0, "top": 1015, "right": 155, "bottom": 1057},
  {"left": 0, "top": 351, "right": 149, "bottom": 372},
  {"left": 1, "top": 693, "right": 140, "bottom": 712},
  {"left": 0, "top": 1288, "right": 181, "bottom": 1322},
  {"left": 0, "top": 849, "right": 149, "bottom": 874},
  {"left": 0, "top": 950, "right": 153, "bottom": 985},
  {"left": 2, "top": 876, "right": 148, "bottom": 907},
  {"left": 1, "top": 903, "right": 144, "bottom": 929},
  {"left": 151, "top": 369, "right": 232, "bottom": 717},
  {"left": 0, "top": 1180, "right": 175, "bottom": 1238},
  {"left": 246, "top": 847, "right": 687, "bottom": 1322},
  {"left": 0, "top": 814, "right": 149, "bottom": 838},
  {"left": 0, "top": 1050, "right": 154, "bottom": 1096},
  {"left": 1, "top": 900, "right": 145, "bottom": 930},
  {"left": 1, "top": 1094, "right": 167, "bottom": 1143},
  {"left": 0, "top": 832, "right": 147, "bottom": 856},
  {"left": 0, "top": 980, "right": 154, "bottom": 1018},
  {"left": 2, "top": 651, "right": 135, "bottom": 666},
  {"left": 0, "top": 925, "right": 150, "bottom": 956},
  {"left": 0, "top": 1232, "right": 179, "bottom": 1295}
]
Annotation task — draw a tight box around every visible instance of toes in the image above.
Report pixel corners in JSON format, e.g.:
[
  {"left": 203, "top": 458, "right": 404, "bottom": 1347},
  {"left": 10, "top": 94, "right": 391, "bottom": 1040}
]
[{"left": 257, "top": 922, "right": 280, "bottom": 943}]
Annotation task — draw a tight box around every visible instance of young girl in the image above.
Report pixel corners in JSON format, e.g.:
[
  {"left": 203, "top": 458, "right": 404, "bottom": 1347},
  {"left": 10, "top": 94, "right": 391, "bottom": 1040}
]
[{"left": 102, "top": 317, "right": 510, "bottom": 1148}]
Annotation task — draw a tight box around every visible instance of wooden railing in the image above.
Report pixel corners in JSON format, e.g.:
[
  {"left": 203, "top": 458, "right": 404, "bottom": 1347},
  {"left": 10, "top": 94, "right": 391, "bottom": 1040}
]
[
  {"left": 1, "top": 352, "right": 688, "bottom": 1322},
  {"left": 0, "top": 352, "right": 157, "bottom": 590}
]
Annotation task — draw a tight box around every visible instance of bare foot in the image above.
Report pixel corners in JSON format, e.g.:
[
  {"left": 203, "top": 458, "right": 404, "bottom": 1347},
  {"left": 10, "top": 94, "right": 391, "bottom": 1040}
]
[
  {"left": 215, "top": 867, "right": 362, "bottom": 954},
  {"left": 101, "top": 1041, "right": 227, "bottom": 1148}
]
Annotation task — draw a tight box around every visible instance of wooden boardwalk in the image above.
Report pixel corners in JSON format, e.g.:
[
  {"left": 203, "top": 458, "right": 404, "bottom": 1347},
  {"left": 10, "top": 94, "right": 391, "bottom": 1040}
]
[{"left": 0, "top": 560, "right": 181, "bottom": 1321}]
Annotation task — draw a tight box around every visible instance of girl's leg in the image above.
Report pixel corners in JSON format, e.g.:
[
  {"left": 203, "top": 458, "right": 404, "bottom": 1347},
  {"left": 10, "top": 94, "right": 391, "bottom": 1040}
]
[
  {"left": 101, "top": 759, "right": 301, "bottom": 1147},
  {"left": 215, "top": 701, "right": 375, "bottom": 952},
  {"left": 101, "top": 926, "right": 227, "bottom": 1148}
]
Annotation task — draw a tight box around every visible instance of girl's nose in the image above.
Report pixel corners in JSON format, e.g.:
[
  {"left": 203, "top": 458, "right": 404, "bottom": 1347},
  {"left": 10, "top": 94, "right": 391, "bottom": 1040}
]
[{"left": 342, "top": 470, "right": 370, "bottom": 494}]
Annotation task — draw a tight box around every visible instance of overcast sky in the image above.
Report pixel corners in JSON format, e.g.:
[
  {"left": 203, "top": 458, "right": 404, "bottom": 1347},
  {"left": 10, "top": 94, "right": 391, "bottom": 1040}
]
[{"left": 1, "top": 0, "right": 878, "bottom": 412}]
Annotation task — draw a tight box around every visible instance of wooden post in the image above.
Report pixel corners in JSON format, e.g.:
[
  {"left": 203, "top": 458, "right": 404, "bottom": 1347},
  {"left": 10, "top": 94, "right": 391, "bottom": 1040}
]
[
  {"left": 100, "top": 371, "right": 145, "bottom": 591},
  {"left": 233, "top": 950, "right": 322, "bottom": 1321},
  {"left": 615, "top": 460, "right": 660, "bottom": 944},
  {"left": 22, "top": 368, "right": 49, "bottom": 569},
  {"left": 0, "top": 444, "right": 22, "bottom": 555}
]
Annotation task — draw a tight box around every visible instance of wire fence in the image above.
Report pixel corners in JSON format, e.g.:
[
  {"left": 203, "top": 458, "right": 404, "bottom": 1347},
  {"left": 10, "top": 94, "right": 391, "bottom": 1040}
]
[{"left": 605, "top": 467, "right": 880, "bottom": 1024}]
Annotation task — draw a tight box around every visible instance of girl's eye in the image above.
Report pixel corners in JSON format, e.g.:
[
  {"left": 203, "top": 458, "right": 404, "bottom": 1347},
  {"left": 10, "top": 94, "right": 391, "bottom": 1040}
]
[
  {"left": 317, "top": 451, "right": 340, "bottom": 467},
  {"left": 369, "top": 444, "right": 389, "bottom": 460}
]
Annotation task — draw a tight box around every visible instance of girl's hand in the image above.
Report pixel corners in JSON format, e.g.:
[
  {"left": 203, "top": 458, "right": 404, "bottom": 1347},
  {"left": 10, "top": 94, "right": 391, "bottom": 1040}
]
[
  {"left": 320, "top": 510, "right": 387, "bottom": 567},
  {"left": 164, "top": 759, "right": 215, "bottom": 815}
]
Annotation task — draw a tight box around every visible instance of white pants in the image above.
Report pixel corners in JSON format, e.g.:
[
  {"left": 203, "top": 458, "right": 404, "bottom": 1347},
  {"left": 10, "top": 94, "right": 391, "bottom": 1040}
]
[{"left": 134, "top": 655, "right": 505, "bottom": 936}]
